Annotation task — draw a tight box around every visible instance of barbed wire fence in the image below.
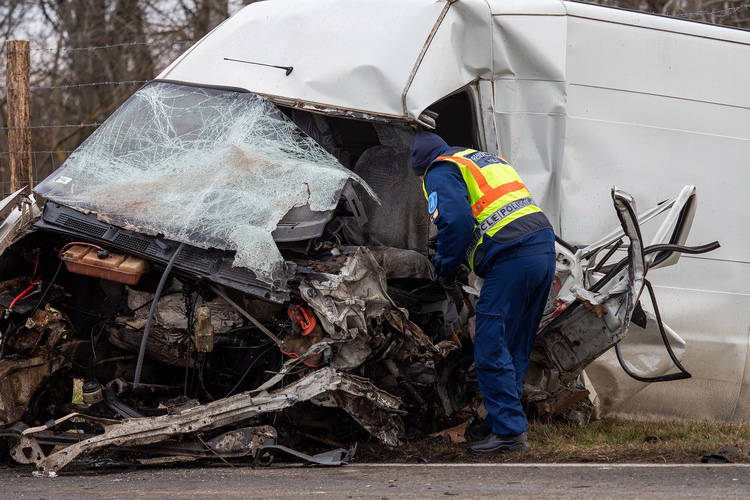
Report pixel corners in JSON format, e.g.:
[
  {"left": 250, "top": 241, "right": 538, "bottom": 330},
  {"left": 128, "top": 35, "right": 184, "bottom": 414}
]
[
  {"left": 1, "top": 4, "right": 749, "bottom": 195},
  {"left": 0, "top": 39, "right": 195, "bottom": 195},
  {"left": 0, "top": 150, "right": 71, "bottom": 194}
]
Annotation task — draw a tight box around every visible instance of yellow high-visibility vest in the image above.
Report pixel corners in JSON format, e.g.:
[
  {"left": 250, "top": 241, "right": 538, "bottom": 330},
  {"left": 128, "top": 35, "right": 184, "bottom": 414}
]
[{"left": 423, "top": 148, "right": 543, "bottom": 269}]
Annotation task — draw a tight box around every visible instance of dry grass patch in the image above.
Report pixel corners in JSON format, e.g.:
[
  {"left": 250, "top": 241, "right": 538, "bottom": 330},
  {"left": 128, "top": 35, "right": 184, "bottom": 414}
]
[
  {"left": 525, "top": 418, "right": 750, "bottom": 462},
  {"left": 356, "top": 418, "right": 750, "bottom": 464}
]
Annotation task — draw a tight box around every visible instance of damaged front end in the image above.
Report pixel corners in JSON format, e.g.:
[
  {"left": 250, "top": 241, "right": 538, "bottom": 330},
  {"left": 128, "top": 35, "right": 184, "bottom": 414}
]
[
  {"left": 0, "top": 83, "right": 469, "bottom": 473},
  {"left": 0, "top": 81, "right": 716, "bottom": 474},
  {"left": 0, "top": 229, "right": 459, "bottom": 473}
]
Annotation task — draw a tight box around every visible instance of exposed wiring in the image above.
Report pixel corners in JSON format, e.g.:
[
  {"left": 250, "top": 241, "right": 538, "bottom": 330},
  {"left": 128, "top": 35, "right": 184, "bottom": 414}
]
[
  {"left": 8, "top": 250, "right": 42, "bottom": 311},
  {"left": 53, "top": 346, "right": 89, "bottom": 371},
  {"left": 538, "top": 241, "right": 720, "bottom": 333},
  {"left": 25, "top": 249, "right": 40, "bottom": 276},
  {"left": 225, "top": 343, "right": 278, "bottom": 397},
  {"left": 592, "top": 239, "right": 622, "bottom": 274},
  {"left": 79, "top": 290, "right": 177, "bottom": 361},
  {"left": 133, "top": 243, "right": 185, "bottom": 387},
  {"left": 0, "top": 257, "right": 66, "bottom": 359},
  {"left": 8, "top": 282, "right": 39, "bottom": 310},
  {"left": 196, "top": 434, "right": 236, "bottom": 468},
  {"left": 59, "top": 303, "right": 110, "bottom": 318},
  {"left": 28, "top": 259, "right": 65, "bottom": 316},
  {"left": 614, "top": 279, "right": 692, "bottom": 383},
  {"left": 89, "top": 315, "right": 117, "bottom": 361}
]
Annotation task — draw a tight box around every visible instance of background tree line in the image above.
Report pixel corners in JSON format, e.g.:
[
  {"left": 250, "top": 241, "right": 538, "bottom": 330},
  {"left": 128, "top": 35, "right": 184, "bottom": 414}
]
[
  {"left": 1, "top": 0, "right": 748, "bottom": 192},
  {"left": 0, "top": 0, "right": 258, "bottom": 190}
]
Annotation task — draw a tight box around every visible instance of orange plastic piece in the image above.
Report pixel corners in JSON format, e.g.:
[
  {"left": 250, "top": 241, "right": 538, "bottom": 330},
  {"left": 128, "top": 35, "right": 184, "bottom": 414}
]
[{"left": 287, "top": 304, "right": 317, "bottom": 336}]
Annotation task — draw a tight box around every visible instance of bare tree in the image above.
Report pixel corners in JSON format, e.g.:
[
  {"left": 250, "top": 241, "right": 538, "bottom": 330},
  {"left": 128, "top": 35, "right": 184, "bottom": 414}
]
[{"left": 1, "top": 0, "right": 240, "bottom": 187}]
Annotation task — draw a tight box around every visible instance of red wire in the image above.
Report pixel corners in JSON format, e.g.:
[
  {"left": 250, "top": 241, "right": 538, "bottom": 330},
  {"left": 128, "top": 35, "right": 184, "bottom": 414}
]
[
  {"left": 8, "top": 243, "right": 102, "bottom": 311},
  {"left": 9, "top": 282, "right": 36, "bottom": 310},
  {"left": 25, "top": 249, "right": 40, "bottom": 278},
  {"left": 8, "top": 250, "right": 43, "bottom": 310},
  {"left": 58, "top": 241, "right": 104, "bottom": 259}
]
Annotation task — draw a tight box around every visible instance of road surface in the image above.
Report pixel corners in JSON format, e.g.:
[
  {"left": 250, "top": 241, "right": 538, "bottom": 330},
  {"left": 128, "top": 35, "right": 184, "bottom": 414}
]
[{"left": 2, "top": 462, "right": 749, "bottom": 499}]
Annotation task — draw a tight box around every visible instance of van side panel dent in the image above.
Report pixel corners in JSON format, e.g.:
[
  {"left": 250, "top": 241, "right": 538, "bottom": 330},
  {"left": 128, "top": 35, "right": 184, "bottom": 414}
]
[
  {"left": 404, "top": 0, "right": 493, "bottom": 119},
  {"left": 490, "top": 13, "right": 568, "bottom": 230}
]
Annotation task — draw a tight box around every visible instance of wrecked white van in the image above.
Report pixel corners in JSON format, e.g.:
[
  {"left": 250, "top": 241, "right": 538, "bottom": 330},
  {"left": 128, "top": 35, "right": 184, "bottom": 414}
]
[{"left": 0, "top": 0, "right": 747, "bottom": 473}]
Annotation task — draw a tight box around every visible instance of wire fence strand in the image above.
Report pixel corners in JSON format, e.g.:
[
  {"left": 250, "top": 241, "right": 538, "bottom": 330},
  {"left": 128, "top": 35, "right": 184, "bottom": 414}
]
[
  {"left": 0, "top": 151, "right": 73, "bottom": 197},
  {"left": 1, "top": 80, "right": 149, "bottom": 91},
  {"left": 1, "top": 123, "right": 102, "bottom": 131},
  {"left": 6, "top": 40, "right": 195, "bottom": 53}
]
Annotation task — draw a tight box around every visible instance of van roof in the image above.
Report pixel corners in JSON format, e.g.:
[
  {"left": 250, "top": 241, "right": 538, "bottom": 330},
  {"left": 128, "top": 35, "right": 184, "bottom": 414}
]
[
  {"left": 157, "top": 0, "right": 750, "bottom": 123},
  {"left": 157, "top": 0, "right": 494, "bottom": 123}
]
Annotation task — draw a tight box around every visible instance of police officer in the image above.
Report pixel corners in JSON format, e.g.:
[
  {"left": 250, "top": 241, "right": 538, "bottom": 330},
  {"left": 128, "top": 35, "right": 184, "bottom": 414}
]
[{"left": 410, "top": 132, "right": 556, "bottom": 454}]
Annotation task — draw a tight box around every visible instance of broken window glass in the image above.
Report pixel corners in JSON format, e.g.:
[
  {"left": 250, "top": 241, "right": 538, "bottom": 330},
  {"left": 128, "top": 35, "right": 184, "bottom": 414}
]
[{"left": 35, "top": 82, "right": 366, "bottom": 280}]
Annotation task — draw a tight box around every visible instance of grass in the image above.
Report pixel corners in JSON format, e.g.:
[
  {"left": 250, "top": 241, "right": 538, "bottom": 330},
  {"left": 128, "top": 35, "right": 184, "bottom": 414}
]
[
  {"left": 356, "top": 418, "right": 750, "bottom": 464},
  {"left": 523, "top": 418, "right": 750, "bottom": 463}
]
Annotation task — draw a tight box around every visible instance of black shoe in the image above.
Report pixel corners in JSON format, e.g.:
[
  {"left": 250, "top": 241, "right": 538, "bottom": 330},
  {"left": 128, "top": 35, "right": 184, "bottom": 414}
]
[
  {"left": 465, "top": 424, "right": 492, "bottom": 442},
  {"left": 467, "top": 432, "right": 530, "bottom": 454}
]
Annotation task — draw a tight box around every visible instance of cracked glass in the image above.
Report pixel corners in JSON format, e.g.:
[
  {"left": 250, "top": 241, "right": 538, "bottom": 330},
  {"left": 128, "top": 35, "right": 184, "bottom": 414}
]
[{"left": 35, "top": 82, "right": 365, "bottom": 280}]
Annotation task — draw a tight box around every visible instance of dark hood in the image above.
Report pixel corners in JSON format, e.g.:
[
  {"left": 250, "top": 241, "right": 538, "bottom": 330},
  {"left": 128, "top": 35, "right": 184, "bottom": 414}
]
[{"left": 410, "top": 132, "right": 449, "bottom": 176}]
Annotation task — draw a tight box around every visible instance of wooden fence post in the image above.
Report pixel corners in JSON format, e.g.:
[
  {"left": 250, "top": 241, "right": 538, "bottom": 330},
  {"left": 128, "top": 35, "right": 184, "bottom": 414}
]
[{"left": 6, "top": 40, "right": 32, "bottom": 193}]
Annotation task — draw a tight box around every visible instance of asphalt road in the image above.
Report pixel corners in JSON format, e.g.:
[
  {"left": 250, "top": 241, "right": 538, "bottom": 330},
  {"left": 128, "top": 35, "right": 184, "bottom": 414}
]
[{"left": 2, "top": 462, "right": 750, "bottom": 499}]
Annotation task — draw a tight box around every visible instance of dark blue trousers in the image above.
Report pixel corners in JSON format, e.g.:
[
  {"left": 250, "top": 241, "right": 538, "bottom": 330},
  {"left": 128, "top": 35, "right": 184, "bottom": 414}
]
[{"left": 474, "top": 246, "right": 556, "bottom": 436}]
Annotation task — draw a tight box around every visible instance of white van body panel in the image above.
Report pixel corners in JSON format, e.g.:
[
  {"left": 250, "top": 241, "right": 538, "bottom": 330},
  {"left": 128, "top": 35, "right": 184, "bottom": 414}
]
[
  {"left": 485, "top": 2, "right": 750, "bottom": 419},
  {"left": 157, "top": 0, "right": 750, "bottom": 420},
  {"left": 158, "top": 0, "right": 493, "bottom": 121}
]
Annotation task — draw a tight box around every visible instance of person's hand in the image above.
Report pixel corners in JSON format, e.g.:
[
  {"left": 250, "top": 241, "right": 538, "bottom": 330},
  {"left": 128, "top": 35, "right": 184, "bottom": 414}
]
[{"left": 440, "top": 276, "right": 464, "bottom": 314}]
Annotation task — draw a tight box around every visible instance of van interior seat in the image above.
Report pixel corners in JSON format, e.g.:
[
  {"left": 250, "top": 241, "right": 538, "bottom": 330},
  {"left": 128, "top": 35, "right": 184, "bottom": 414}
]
[{"left": 342, "top": 145, "right": 431, "bottom": 254}]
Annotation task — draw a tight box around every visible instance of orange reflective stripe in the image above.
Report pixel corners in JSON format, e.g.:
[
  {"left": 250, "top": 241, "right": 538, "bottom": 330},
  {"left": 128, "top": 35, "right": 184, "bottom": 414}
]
[
  {"left": 436, "top": 155, "right": 489, "bottom": 192},
  {"left": 436, "top": 152, "right": 528, "bottom": 217},
  {"left": 471, "top": 180, "right": 527, "bottom": 216}
]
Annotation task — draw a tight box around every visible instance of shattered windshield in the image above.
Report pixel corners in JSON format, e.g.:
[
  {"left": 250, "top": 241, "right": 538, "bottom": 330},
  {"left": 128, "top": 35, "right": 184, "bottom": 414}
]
[{"left": 34, "top": 81, "right": 361, "bottom": 280}]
